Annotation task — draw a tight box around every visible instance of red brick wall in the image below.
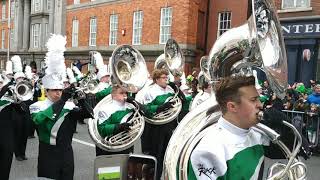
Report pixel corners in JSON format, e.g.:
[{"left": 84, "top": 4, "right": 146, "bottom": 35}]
[
  {"left": 206, "top": 0, "right": 248, "bottom": 53},
  {"left": 66, "top": 0, "right": 204, "bottom": 47}
]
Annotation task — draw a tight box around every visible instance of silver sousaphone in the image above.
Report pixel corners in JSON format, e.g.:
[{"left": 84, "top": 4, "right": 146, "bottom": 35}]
[
  {"left": 145, "top": 39, "right": 184, "bottom": 125},
  {"left": 88, "top": 45, "right": 148, "bottom": 152},
  {"left": 164, "top": 0, "right": 306, "bottom": 179}
]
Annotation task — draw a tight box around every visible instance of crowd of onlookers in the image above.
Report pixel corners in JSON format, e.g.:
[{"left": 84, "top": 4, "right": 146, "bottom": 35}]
[{"left": 258, "top": 79, "right": 320, "bottom": 149}]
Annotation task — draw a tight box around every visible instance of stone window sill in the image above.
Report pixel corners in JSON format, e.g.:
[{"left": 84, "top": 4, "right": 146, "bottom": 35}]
[{"left": 278, "top": 7, "right": 312, "bottom": 13}]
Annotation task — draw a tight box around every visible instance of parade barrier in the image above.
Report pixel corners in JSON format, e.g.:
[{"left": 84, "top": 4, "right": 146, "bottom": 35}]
[{"left": 282, "top": 110, "right": 320, "bottom": 148}]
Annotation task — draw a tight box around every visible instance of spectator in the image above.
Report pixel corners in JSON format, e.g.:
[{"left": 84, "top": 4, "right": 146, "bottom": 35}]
[{"left": 307, "top": 84, "right": 320, "bottom": 105}]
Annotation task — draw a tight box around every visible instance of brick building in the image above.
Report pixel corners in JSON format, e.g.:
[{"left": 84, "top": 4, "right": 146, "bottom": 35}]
[{"left": 65, "top": 0, "right": 212, "bottom": 74}]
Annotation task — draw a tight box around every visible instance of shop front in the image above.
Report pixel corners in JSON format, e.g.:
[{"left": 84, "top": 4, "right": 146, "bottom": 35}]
[{"left": 281, "top": 19, "right": 320, "bottom": 87}]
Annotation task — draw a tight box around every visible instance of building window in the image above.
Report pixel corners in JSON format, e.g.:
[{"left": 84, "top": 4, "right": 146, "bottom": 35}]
[
  {"left": 32, "top": 0, "right": 41, "bottom": 13},
  {"left": 1, "top": 29, "right": 5, "bottom": 49},
  {"left": 0, "top": 60, "right": 4, "bottom": 69},
  {"left": 47, "top": 0, "right": 51, "bottom": 10},
  {"left": 217, "top": 11, "right": 231, "bottom": 37},
  {"left": 45, "top": 23, "right": 49, "bottom": 41},
  {"left": 74, "top": 0, "right": 80, "bottom": 4},
  {"left": 72, "top": 19, "right": 79, "bottom": 47},
  {"left": 132, "top": 11, "right": 143, "bottom": 45},
  {"left": 282, "top": 0, "right": 310, "bottom": 9},
  {"left": 2, "top": 1, "right": 6, "bottom": 20},
  {"left": 159, "top": 7, "right": 172, "bottom": 44},
  {"left": 31, "top": 24, "right": 41, "bottom": 48},
  {"left": 109, "top": 14, "right": 118, "bottom": 45},
  {"left": 89, "top": 18, "right": 97, "bottom": 46},
  {"left": 10, "top": 0, "right": 14, "bottom": 18}
]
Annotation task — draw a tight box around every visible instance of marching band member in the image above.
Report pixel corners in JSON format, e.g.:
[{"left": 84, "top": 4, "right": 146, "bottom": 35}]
[
  {"left": 95, "top": 62, "right": 112, "bottom": 102},
  {"left": 188, "top": 76, "right": 308, "bottom": 180},
  {"left": 190, "top": 78, "right": 212, "bottom": 111},
  {"left": 29, "top": 34, "right": 93, "bottom": 180},
  {"left": 11, "top": 55, "right": 30, "bottom": 161},
  {"left": 140, "top": 68, "right": 185, "bottom": 180},
  {"left": 0, "top": 61, "right": 15, "bottom": 180},
  {"left": 95, "top": 84, "right": 135, "bottom": 156}
]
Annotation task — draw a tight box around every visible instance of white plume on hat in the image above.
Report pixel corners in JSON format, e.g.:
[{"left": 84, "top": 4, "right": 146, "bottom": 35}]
[
  {"left": 66, "top": 68, "right": 76, "bottom": 84},
  {"left": 97, "top": 64, "right": 111, "bottom": 81},
  {"left": 11, "top": 55, "right": 23, "bottom": 73},
  {"left": 72, "top": 66, "right": 83, "bottom": 78},
  {"left": 94, "top": 52, "right": 104, "bottom": 70},
  {"left": 5, "top": 60, "right": 13, "bottom": 75},
  {"left": 24, "top": 65, "right": 33, "bottom": 80},
  {"left": 42, "top": 34, "right": 67, "bottom": 89}
]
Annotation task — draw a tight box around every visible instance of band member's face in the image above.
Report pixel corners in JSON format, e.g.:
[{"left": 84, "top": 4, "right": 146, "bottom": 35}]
[
  {"left": 100, "top": 75, "right": 110, "bottom": 83},
  {"left": 233, "top": 85, "right": 262, "bottom": 129},
  {"left": 64, "top": 82, "right": 70, "bottom": 88},
  {"left": 47, "top": 89, "right": 62, "bottom": 102},
  {"left": 113, "top": 88, "right": 127, "bottom": 103},
  {"left": 156, "top": 74, "right": 168, "bottom": 88}
]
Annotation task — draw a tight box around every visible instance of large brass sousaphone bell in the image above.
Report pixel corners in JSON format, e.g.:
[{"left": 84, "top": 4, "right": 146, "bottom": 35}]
[
  {"left": 145, "top": 39, "right": 184, "bottom": 125},
  {"left": 88, "top": 45, "right": 148, "bottom": 152},
  {"left": 164, "top": 0, "right": 306, "bottom": 179}
]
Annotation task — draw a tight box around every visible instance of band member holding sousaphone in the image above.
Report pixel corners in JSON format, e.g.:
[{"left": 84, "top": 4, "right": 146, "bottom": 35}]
[
  {"left": 95, "top": 85, "right": 135, "bottom": 156},
  {"left": 29, "top": 34, "right": 93, "bottom": 180},
  {"left": 164, "top": 0, "right": 310, "bottom": 179},
  {"left": 88, "top": 45, "right": 147, "bottom": 157}
]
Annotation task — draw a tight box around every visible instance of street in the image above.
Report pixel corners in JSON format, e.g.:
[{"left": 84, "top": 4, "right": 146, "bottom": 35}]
[{"left": 10, "top": 121, "right": 320, "bottom": 180}]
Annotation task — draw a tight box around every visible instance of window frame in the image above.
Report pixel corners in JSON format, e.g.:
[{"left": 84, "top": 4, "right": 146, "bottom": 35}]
[
  {"left": 217, "top": 11, "right": 231, "bottom": 38},
  {"left": 32, "top": 23, "right": 41, "bottom": 48},
  {"left": 281, "top": 0, "right": 311, "bottom": 9},
  {"left": 109, "top": 14, "right": 118, "bottom": 46},
  {"left": 72, "top": 19, "right": 79, "bottom": 47},
  {"left": 132, "top": 10, "right": 143, "bottom": 45},
  {"left": 1, "top": 29, "right": 5, "bottom": 49},
  {"left": 89, "top": 17, "right": 97, "bottom": 47},
  {"left": 2, "top": 1, "right": 6, "bottom": 20},
  {"left": 159, "top": 7, "right": 173, "bottom": 44}
]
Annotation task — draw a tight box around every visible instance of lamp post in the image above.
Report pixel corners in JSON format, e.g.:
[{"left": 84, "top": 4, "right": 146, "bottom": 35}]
[{"left": 7, "top": 0, "right": 12, "bottom": 62}]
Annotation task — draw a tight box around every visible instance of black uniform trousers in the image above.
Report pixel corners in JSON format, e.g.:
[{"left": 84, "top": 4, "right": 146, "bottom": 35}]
[
  {"left": 13, "top": 102, "right": 30, "bottom": 158},
  {"left": 38, "top": 142, "right": 74, "bottom": 180},
  {"left": 0, "top": 105, "right": 14, "bottom": 180},
  {"left": 141, "top": 120, "right": 177, "bottom": 180}
]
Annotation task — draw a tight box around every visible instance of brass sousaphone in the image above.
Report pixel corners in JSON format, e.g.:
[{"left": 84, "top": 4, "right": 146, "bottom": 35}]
[
  {"left": 146, "top": 39, "right": 184, "bottom": 125},
  {"left": 88, "top": 45, "right": 148, "bottom": 152},
  {"left": 164, "top": 0, "right": 306, "bottom": 179}
]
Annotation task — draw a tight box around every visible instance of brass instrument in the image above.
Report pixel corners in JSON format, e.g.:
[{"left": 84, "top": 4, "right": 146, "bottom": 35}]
[
  {"left": 146, "top": 39, "right": 184, "bottom": 125},
  {"left": 164, "top": 0, "right": 306, "bottom": 179},
  {"left": 88, "top": 45, "right": 148, "bottom": 152}
]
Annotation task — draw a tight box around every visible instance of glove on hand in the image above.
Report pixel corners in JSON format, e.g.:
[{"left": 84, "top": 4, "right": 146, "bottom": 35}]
[
  {"left": 168, "top": 82, "right": 178, "bottom": 92},
  {"left": 113, "top": 123, "right": 132, "bottom": 134},
  {"left": 126, "top": 96, "right": 136, "bottom": 104},
  {"left": 156, "top": 101, "right": 174, "bottom": 114},
  {"left": 61, "top": 86, "right": 74, "bottom": 102},
  {"left": 263, "top": 108, "right": 287, "bottom": 125}
]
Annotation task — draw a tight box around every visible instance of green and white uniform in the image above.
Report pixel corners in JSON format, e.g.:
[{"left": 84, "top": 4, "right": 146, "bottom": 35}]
[
  {"left": 97, "top": 100, "right": 134, "bottom": 137},
  {"left": 189, "top": 117, "right": 269, "bottom": 180},
  {"left": 29, "top": 99, "right": 76, "bottom": 145},
  {"left": 0, "top": 96, "right": 13, "bottom": 112},
  {"left": 95, "top": 82, "right": 112, "bottom": 102},
  {"left": 142, "top": 83, "right": 175, "bottom": 118}
]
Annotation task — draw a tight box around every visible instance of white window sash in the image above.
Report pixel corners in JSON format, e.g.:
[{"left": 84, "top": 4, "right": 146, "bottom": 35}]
[
  {"left": 159, "top": 7, "right": 172, "bottom": 44},
  {"left": 217, "top": 12, "right": 231, "bottom": 37},
  {"left": 1, "top": 29, "right": 5, "bottom": 49},
  {"left": 2, "top": 2, "right": 6, "bottom": 20},
  {"left": 282, "top": 0, "right": 310, "bottom": 9},
  {"left": 109, "top": 14, "right": 118, "bottom": 45},
  {"left": 89, "top": 18, "right": 97, "bottom": 46},
  {"left": 72, "top": 20, "right": 79, "bottom": 47},
  {"left": 132, "top": 11, "right": 143, "bottom": 45}
]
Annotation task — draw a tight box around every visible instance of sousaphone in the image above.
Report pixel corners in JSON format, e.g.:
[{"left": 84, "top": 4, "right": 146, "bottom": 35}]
[
  {"left": 146, "top": 39, "right": 184, "bottom": 125},
  {"left": 88, "top": 45, "right": 148, "bottom": 152},
  {"left": 164, "top": 0, "right": 306, "bottom": 179}
]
